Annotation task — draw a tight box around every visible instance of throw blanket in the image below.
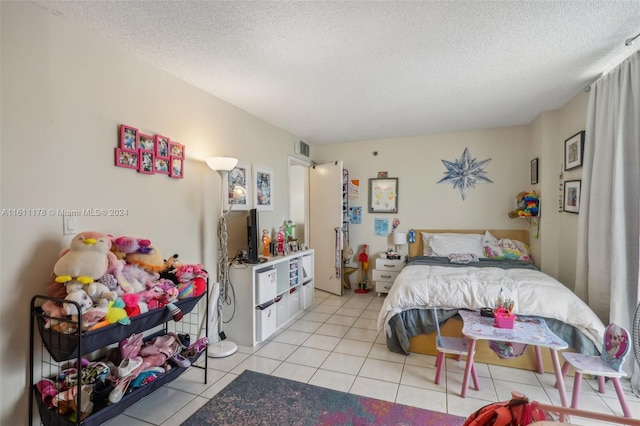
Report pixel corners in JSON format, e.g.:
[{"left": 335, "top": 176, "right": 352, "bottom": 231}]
[{"left": 377, "top": 257, "right": 605, "bottom": 355}]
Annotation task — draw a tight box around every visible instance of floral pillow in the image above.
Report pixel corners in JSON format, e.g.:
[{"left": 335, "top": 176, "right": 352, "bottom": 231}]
[{"left": 482, "top": 231, "right": 533, "bottom": 263}]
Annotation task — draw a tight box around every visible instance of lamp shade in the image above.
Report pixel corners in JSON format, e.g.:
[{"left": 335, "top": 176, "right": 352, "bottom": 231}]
[
  {"left": 392, "top": 232, "right": 407, "bottom": 245},
  {"left": 206, "top": 157, "right": 238, "bottom": 172}
]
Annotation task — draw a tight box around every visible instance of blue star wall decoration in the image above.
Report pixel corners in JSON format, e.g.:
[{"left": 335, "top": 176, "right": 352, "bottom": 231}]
[{"left": 438, "top": 147, "right": 492, "bottom": 200}]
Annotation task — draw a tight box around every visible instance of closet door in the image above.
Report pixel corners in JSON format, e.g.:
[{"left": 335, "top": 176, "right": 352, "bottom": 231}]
[{"left": 309, "top": 161, "right": 343, "bottom": 296}]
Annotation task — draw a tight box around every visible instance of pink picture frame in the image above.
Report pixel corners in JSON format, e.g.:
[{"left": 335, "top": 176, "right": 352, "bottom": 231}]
[
  {"left": 169, "top": 156, "right": 184, "bottom": 179},
  {"left": 154, "top": 157, "right": 170, "bottom": 174},
  {"left": 169, "top": 141, "right": 185, "bottom": 158},
  {"left": 155, "top": 134, "right": 170, "bottom": 159},
  {"left": 114, "top": 148, "right": 138, "bottom": 169},
  {"left": 138, "top": 133, "right": 155, "bottom": 151},
  {"left": 120, "top": 124, "right": 138, "bottom": 152},
  {"left": 138, "top": 149, "right": 155, "bottom": 174}
]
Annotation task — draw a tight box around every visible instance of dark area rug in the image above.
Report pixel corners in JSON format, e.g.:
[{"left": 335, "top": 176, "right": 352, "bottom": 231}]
[{"left": 182, "top": 370, "right": 465, "bottom": 425}]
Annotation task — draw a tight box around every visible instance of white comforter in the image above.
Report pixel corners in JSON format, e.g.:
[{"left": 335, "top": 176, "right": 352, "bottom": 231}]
[{"left": 376, "top": 263, "right": 605, "bottom": 350}]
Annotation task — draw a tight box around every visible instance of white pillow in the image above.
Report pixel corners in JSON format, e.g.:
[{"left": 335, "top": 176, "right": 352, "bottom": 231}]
[{"left": 421, "top": 232, "right": 484, "bottom": 257}]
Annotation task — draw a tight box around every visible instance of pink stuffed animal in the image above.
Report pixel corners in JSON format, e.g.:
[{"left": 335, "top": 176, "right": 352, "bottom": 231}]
[
  {"left": 54, "top": 232, "right": 118, "bottom": 284},
  {"left": 113, "top": 236, "right": 152, "bottom": 254}
]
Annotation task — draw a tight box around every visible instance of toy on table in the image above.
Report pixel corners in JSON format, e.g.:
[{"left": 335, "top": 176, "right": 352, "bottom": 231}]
[
  {"left": 262, "top": 228, "right": 271, "bottom": 257},
  {"left": 285, "top": 220, "right": 296, "bottom": 241},
  {"left": 276, "top": 226, "right": 285, "bottom": 255},
  {"left": 54, "top": 232, "right": 117, "bottom": 284}
]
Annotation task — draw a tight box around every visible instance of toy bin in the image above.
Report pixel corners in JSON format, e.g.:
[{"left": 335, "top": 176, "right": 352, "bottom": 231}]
[{"left": 494, "top": 308, "right": 516, "bottom": 329}]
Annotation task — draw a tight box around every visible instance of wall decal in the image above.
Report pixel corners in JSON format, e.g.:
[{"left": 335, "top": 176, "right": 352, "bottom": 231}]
[{"left": 438, "top": 147, "right": 492, "bottom": 200}]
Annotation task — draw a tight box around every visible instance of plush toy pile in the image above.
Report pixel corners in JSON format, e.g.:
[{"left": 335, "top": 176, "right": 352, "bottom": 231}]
[
  {"left": 508, "top": 191, "right": 540, "bottom": 219},
  {"left": 42, "top": 231, "right": 208, "bottom": 334}
]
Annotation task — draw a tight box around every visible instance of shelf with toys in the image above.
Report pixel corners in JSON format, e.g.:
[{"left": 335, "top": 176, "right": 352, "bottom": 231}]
[{"left": 29, "top": 231, "right": 210, "bottom": 426}]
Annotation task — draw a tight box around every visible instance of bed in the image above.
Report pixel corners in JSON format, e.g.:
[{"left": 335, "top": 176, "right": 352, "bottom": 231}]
[{"left": 377, "top": 229, "right": 606, "bottom": 371}]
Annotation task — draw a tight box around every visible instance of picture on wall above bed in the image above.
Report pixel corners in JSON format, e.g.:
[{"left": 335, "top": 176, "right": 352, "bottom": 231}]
[
  {"left": 563, "top": 179, "right": 581, "bottom": 213},
  {"left": 564, "top": 130, "right": 585, "bottom": 171},
  {"left": 438, "top": 147, "right": 492, "bottom": 200}
]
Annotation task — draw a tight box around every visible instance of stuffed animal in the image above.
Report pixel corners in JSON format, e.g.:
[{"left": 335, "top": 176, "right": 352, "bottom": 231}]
[
  {"left": 126, "top": 247, "right": 165, "bottom": 273},
  {"left": 41, "top": 300, "right": 67, "bottom": 329},
  {"left": 63, "top": 289, "right": 93, "bottom": 324},
  {"left": 54, "top": 232, "right": 117, "bottom": 284},
  {"left": 81, "top": 299, "right": 109, "bottom": 330},
  {"left": 159, "top": 254, "right": 182, "bottom": 283},
  {"left": 519, "top": 192, "right": 540, "bottom": 217},
  {"left": 121, "top": 293, "right": 148, "bottom": 318},
  {"left": 109, "top": 259, "right": 158, "bottom": 294},
  {"left": 174, "top": 264, "right": 208, "bottom": 283},
  {"left": 66, "top": 280, "right": 117, "bottom": 305},
  {"left": 113, "top": 236, "right": 152, "bottom": 255},
  {"left": 89, "top": 298, "right": 130, "bottom": 330}
]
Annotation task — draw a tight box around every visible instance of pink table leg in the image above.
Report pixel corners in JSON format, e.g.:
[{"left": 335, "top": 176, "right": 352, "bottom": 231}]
[
  {"left": 549, "top": 349, "right": 568, "bottom": 408},
  {"left": 460, "top": 339, "right": 477, "bottom": 398},
  {"left": 534, "top": 345, "right": 544, "bottom": 374}
]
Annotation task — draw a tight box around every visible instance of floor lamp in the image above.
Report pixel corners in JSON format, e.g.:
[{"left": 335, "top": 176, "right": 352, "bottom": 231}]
[{"left": 206, "top": 156, "right": 243, "bottom": 358}]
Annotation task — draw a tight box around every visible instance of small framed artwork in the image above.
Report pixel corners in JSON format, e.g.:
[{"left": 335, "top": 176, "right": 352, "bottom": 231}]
[
  {"left": 564, "top": 130, "right": 585, "bottom": 171},
  {"left": 254, "top": 165, "right": 273, "bottom": 211},
  {"left": 138, "top": 133, "right": 155, "bottom": 151},
  {"left": 138, "top": 150, "right": 155, "bottom": 174},
  {"left": 369, "top": 177, "right": 398, "bottom": 213},
  {"left": 224, "top": 160, "right": 252, "bottom": 211},
  {"left": 120, "top": 125, "right": 138, "bottom": 152},
  {"left": 169, "top": 156, "right": 184, "bottom": 179},
  {"left": 530, "top": 158, "right": 539, "bottom": 184},
  {"left": 154, "top": 157, "right": 170, "bottom": 174},
  {"left": 155, "top": 135, "right": 170, "bottom": 159},
  {"left": 114, "top": 148, "right": 138, "bottom": 169},
  {"left": 563, "top": 179, "right": 581, "bottom": 214},
  {"left": 169, "top": 141, "right": 185, "bottom": 158}
]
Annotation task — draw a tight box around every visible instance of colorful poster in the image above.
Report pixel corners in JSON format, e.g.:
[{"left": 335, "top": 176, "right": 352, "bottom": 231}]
[
  {"left": 374, "top": 218, "right": 389, "bottom": 236},
  {"left": 348, "top": 179, "right": 360, "bottom": 199},
  {"left": 349, "top": 206, "right": 362, "bottom": 224}
]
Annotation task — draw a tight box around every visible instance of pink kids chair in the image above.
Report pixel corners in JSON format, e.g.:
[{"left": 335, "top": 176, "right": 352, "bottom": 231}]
[{"left": 559, "top": 323, "right": 632, "bottom": 417}]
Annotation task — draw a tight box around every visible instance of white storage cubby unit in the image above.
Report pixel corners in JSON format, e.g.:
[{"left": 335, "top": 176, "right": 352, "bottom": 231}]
[{"left": 227, "top": 250, "right": 314, "bottom": 346}]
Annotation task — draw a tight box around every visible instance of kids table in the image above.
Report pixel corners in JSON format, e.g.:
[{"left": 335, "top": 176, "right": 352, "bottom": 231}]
[{"left": 457, "top": 309, "right": 569, "bottom": 407}]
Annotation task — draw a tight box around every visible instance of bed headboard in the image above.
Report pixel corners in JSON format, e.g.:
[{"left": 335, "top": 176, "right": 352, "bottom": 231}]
[{"left": 408, "top": 229, "right": 529, "bottom": 258}]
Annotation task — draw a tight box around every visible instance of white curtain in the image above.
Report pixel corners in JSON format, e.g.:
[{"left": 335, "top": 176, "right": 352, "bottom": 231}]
[{"left": 575, "top": 50, "right": 640, "bottom": 394}]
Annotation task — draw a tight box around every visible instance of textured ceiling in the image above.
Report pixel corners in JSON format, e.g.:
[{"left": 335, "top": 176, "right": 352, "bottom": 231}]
[{"left": 33, "top": 1, "right": 640, "bottom": 145}]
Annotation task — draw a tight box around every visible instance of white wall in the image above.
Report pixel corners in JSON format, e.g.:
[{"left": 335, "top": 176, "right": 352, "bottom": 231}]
[
  {"left": 1, "top": 2, "right": 297, "bottom": 423},
  {"left": 532, "top": 92, "right": 589, "bottom": 287},
  {"left": 313, "top": 126, "right": 533, "bottom": 261}
]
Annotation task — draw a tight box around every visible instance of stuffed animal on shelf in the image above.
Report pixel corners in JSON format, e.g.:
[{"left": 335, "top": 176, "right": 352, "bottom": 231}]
[
  {"left": 89, "top": 298, "right": 130, "bottom": 330},
  {"left": 126, "top": 247, "right": 165, "bottom": 273},
  {"left": 113, "top": 236, "right": 152, "bottom": 255},
  {"left": 66, "top": 280, "right": 117, "bottom": 306},
  {"left": 109, "top": 259, "right": 158, "bottom": 294},
  {"left": 508, "top": 191, "right": 540, "bottom": 219},
  {"left": 41, "top": 300, "right": 67, "bottom": 329},
  {"left": 62, "top": 288, "right": 93, "bottom": 325},
  {"left": 54, "top": 232, "right": 117, "bottom": 284},
  {"left": 159, "top": 254, "right": 182, "bottom": 283}
]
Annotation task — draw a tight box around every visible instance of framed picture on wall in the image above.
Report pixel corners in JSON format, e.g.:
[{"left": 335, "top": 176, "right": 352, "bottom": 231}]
[
  {"left": 155, "top": 135, "right": 170, "bottom": 159},
  {"left": 564, "top": 130, "right": 585, "bottom": 171},
  {"left": 138, "top": 133, "right": 155, "bottom": 151},
  {"left": 120, "top": 125, "right": 138, "bottom": 152},
  {"left": 224, "top": 160, "right": 252, "bottom": 211},
  {"left": 254, "top": 165, "right": 273, "bottom": 211},
  {"left": 368, "top": 177, "right": 398, "bottom": 213},
  {"left": 138, "top": 150, "right": 155, "bottom": 174},
  {"left": 169, "top": 156, "right": 184, "bottom": 179},
  {"left": 154, "top": 157, "right": 170, "bottom": 174},
  {"left": 530, "top": 158, "right": 539, "bottom": 184},
  {"left": 114, "top": 148, "right": 138, "bottom": 169},
  {"left": 563, "top": 179, "right": 581, "bottom": 214},
  {"left": 169, "top": 141, "right": 185, "bottom": 158}
]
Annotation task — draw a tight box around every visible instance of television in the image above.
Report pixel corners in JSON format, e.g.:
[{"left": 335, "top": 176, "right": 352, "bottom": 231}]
[{"left": 246, "top": 208, "right": 259, "bottom": 263}]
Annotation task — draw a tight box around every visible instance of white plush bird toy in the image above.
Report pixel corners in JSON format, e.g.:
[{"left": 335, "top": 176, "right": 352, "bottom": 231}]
[{"left": 54, "top": 231, "right": 117, "bottom": 284}]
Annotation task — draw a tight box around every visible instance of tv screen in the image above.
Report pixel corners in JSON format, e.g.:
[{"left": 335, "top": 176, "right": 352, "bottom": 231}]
[{"left": 246, "top": 208, "right": 259, "bottom": 263}]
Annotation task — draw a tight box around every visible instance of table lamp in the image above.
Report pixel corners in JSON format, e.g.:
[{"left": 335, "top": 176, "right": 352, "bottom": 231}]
[{"left": 392, "top": 232, "right": 407, "bottom": 257}]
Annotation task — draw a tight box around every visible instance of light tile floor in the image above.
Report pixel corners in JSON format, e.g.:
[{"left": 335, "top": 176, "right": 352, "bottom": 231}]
[{"left": 104, "top": 289, "right": 639, "bottom": 425}]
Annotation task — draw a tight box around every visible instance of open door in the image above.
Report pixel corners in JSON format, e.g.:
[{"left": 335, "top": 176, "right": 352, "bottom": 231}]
[{"left": 309, "top": 161, "right": 343, "bottom": 296}]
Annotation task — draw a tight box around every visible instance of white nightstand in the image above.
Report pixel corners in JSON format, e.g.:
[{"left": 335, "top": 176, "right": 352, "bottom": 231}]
[{"left": 373, "top": 256, "right": 405, "bottom": 296}]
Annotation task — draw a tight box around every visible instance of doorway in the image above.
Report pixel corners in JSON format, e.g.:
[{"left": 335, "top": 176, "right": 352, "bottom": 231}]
[{"left": 288, "top": 155, "right": 311, "bottom": 246}]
